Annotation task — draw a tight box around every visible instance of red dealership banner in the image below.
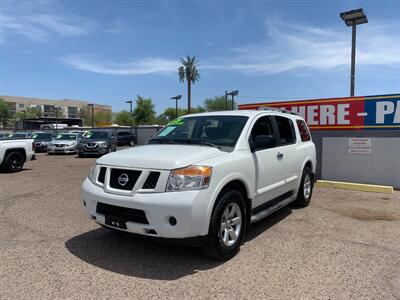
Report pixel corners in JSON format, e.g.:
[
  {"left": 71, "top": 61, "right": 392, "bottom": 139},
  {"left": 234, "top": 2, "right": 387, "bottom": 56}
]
[{"left": 238, "top": 94, "right": 400, "bottom": 130}]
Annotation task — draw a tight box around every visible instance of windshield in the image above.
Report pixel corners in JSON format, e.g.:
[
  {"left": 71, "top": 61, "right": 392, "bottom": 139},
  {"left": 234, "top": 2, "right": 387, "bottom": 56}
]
[
  {"left": 8, "top": 133, "right": 27, "bottom": 138},
  {"left": 83, "top": 131, "right": 109, "bottom": 139},
  {"left": 54, "top": 133, "right": 77, "bottom": 140},
  {"left": 148, "top": 115, "right": 248, "bottom": 151},
  {"left": 32, "top": 133, "right": 53, "bottom": 139}
]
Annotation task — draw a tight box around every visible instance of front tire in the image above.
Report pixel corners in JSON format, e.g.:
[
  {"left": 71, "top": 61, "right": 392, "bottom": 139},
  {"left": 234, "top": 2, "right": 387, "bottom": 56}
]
[
  {"left": 2, "top": 151, "right": 25, "bottom": 173},
  {"left": 203, "top": 190, "right": 247, "bottom": 260},
  {"left": 294, "top": 166, "right": 313, "bottom": 207}
]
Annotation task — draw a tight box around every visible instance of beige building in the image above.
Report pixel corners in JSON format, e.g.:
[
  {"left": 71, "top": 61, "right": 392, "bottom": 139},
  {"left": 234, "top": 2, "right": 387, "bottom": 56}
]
[{"left": 1, "top": 95, "right": 112, "bottom": 119}]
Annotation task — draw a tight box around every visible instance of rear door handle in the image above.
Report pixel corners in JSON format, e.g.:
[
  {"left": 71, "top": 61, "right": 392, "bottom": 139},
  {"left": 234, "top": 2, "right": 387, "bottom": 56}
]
[{"left": 277, "top": 152, "right": 284, "bottom": 159}]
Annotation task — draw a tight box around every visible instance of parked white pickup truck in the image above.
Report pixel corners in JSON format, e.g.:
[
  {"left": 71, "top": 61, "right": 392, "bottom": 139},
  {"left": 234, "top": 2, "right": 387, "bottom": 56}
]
[
  {"left": 82, "top": 109, "right": 316, "bottom": 259},
  {"left": 0, "top": 139, "right": 36, "bottom": 172}
]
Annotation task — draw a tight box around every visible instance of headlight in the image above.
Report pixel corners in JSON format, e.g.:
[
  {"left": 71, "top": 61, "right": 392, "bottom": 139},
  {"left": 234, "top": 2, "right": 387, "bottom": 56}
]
[
  {"left": 97, "top": 141, "right": 107, "bottom": 147},
  {"left": 88, "top": 163, "right": 97, "bottom": 183},
  {"left": 166, "top": 166, "right": 212, "bottom": 192},
  {"left": 68, "top": 141, "right": 77, "bottom": 146}
]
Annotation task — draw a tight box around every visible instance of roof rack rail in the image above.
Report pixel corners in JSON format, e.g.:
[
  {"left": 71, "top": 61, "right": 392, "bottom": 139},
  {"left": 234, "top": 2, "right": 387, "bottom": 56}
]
[{"left": 257, "top": 106, "right": 299, "bottom": 116}]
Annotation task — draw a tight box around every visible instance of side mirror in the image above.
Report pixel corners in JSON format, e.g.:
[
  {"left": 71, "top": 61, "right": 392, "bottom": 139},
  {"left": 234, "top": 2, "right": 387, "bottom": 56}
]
[{"left": 252, "top": 135, "right": 276, "bottom": 152}]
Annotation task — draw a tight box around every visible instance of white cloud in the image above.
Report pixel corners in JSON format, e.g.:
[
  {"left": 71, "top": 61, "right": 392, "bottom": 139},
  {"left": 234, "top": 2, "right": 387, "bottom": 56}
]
[
  {"left": 203, "top": 19, "right": 400, "bottom": 75},
  {"left": 59, "top": 17, "right": 400, "bottom": 77},
  {"left": 61, "top": 54, "right": 179, "bottom": 75}
]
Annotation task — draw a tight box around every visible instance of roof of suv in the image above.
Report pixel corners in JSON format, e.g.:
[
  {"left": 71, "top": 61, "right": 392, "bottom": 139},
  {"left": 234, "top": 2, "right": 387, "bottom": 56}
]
[{"left": 184, "top": 109, "right": 301, "bottom": 119}]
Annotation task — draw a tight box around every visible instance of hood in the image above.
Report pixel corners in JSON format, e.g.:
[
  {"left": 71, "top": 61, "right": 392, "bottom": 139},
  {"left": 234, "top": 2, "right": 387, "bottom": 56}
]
[{"left": 97, "top": 144, "right": 225, "bottom": 170}]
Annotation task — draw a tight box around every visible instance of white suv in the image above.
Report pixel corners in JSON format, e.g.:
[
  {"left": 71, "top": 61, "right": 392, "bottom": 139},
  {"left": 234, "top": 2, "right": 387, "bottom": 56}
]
[{"left": 82, "top": 109, "right": 316, "bottom": 259}]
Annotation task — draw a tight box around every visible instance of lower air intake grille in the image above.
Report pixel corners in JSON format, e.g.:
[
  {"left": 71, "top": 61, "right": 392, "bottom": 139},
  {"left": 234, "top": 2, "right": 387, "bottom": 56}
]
[{"left": 96, "top": 202, "right": 149, "bottom": 224}]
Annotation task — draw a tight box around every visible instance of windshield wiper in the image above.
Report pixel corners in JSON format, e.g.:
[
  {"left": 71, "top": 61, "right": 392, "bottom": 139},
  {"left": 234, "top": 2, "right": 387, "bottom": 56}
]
[
  {"left": 175, "top": 139, "right": 221, "bottom": 149},
  {"left": 148, "top": 138, "right": 177, "bottom": 144}
]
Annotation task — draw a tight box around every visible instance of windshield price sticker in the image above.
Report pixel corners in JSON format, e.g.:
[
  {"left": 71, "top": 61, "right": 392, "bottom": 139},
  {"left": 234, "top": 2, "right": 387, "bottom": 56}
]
[
  {"left": 167, "top": 118, "right": 184, "bottom": 126},
  {"left": 158, "top": 126, "right": 176, "bottom": 136}
]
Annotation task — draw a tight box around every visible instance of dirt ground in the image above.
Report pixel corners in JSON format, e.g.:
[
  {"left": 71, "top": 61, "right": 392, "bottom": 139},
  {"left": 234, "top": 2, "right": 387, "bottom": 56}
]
[{"left": 1, "top": 153, "right": 399, "bottom": 299}]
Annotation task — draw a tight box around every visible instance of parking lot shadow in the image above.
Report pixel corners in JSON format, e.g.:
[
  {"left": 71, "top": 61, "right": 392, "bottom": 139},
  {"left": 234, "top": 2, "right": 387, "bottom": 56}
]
[
  {"left": 246, "top": 206, "right": 292, "bottom": 242},
  {"left": 65, "top": 228, "right": 222, "bottom": 280}
]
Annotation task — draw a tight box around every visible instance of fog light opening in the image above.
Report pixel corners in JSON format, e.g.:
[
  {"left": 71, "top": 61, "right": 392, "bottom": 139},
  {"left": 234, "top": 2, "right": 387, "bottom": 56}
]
[
  {"left": 83, "top": 200, "right": 86, "bottom": 207},
  {"left": 169, "top": 216, "right": 177, "bottom": 226},
  {"left": 91, "top": 215, "right": 96, "bottom": 220}
]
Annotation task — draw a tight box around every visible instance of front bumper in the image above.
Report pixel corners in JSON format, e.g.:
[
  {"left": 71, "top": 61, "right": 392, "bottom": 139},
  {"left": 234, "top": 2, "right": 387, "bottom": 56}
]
[
  {"left": 78, "top": 147, "right": 108, "bottom": 155},
  {"left": 48, "top": 146, "right": 77, "bottom": 153},
  {"left": 81, "top": 178, "right": 212, "bottom": 239}
]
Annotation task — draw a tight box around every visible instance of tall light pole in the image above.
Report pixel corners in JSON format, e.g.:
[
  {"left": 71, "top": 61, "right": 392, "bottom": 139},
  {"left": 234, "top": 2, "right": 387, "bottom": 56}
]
[
  {"left": 340, "top": 8, "right": 368, "bottom": 97},
  {"left": 226, "top": 90, "right": 239, "bottom": 110},
  {"left": 125, "top": 100, "right": 133, "bottom": 135},
  {"left": 55, "top": 106, "right": 60, "bottom": 135},
  {"left": 171, "top": 95, "right": 182, "bottom": 118},
  {"left": 87, "top": 104, "right": 94, "bottom": 128},
  {"left": 21, "top": 110, "right": 26, "bottom": 130}
]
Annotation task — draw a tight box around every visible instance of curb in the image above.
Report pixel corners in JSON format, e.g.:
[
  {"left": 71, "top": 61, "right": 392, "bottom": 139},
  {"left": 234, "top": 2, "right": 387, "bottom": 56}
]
[{"left": 316, "top": 180, "right": 394, "bottom": 194}]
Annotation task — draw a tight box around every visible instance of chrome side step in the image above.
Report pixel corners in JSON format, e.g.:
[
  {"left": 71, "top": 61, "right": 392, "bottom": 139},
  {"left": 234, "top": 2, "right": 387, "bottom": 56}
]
[{"left": 250, "top": 195, "right": 296, "bottom": 223}]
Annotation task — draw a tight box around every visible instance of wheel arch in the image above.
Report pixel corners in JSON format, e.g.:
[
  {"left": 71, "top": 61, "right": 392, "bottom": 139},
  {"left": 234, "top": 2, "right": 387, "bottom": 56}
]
[
  {"left": 4, "top": 148, "right": 26, "bottom": 162},
  {"left": 202, "top": 174, "right": 253, "bottom": 235}
]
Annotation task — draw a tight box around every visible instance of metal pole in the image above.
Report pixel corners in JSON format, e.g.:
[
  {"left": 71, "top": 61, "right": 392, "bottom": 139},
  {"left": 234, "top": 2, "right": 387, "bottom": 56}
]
[
  {"left": 91, "top": 105, "right": 94, "bottom": 128},
  {"left": 55, "top": 107, "right": 58, "bottom": 135},
  {"left": 175, "top": 99, "right": 178, "bottom": 119},
  {"left": 23, "top": 111, "right": 26, "bottom": 130},
  {"left": 225, "top": 91, "right": 228, "bottom": 110},
  {"left": 350, "top": 21, "right": 356, "bottom": 97},
  {"left": 129, "top": 101, "right": 133, "bottom": 135},
  {"left": 231, "top": 95, "right": 234, "bottom": 110}
]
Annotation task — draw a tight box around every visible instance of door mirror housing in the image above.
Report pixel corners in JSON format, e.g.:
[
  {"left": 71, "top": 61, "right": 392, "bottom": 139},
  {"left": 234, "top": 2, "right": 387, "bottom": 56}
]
[{"left": 251, "top": 135, "right": 276, "bottom": 152}]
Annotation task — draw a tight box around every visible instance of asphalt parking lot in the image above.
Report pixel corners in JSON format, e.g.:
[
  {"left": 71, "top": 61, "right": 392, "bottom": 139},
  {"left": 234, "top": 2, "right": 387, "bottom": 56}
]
[{"left": 1, "top": 153, "right": 400, "bottom": 299}]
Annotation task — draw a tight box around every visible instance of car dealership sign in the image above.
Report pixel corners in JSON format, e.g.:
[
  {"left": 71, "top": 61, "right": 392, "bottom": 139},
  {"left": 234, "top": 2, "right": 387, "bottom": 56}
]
[{"left": 238, "top": 94, "right": 400, "bottom": 130}]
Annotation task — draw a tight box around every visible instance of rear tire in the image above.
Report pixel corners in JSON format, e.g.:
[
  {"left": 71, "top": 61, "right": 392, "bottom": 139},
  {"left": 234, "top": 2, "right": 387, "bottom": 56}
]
[
  {"left": 78, "top": 153, "right": 84, "bottom": 158},
  {"left": 294, "top": 166, "right": 313, "bottom": 207},
  {"left": 2, "top": 151, "right": 25, "bottom": 173},
  {"left": 202, "top": 190, "right": 247, "bottom": 260}
]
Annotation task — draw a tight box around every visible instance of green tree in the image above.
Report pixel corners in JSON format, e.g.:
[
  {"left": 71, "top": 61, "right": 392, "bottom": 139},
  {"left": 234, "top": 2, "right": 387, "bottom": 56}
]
[
  {"left": 16, "top": 106, "right": 43, "bottom": 120},
  {"left": 204, "top": 96, "right": 236, "bottom": 111},
  {"left": 94, "top": 111, "right": 112, "bottom": 125},
  {"left": 114, "top": 110, "right": 134, "bottom": 126},
  {"left": 133, "top": 95, "right": 156, "bottom": 125},
  {"left": 0, "top": 98, "right": 9, "bottom": 127},
  {"left": 178, "top": 56, "right": 200, "bottom": 114}
]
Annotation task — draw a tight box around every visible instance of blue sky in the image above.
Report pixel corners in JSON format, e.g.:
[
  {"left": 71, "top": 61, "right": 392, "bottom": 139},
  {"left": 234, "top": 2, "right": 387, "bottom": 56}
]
[{"left": 1, "top": 0, "right": 399, "bottom": 113}]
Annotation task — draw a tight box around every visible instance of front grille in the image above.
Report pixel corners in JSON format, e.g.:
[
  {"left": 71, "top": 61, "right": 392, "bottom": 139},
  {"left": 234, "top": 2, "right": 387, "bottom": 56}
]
[
  {"left": 86, "top": 143, "right": 97, "bottom": 148},
  {"left": 98, "top": 167, "right": 106, "bottom": 184},
  {"left": 96, "top": 202, "right": 149, "bottom": 224},
  {"left": 110, "top": 168, "right": 141, "bottom": 190},
  {"left": 55, "top": 144, "right": 64, "bottom": 147},
  {"left": 142, "top": 172, "right": 160, "bottom": 189}
]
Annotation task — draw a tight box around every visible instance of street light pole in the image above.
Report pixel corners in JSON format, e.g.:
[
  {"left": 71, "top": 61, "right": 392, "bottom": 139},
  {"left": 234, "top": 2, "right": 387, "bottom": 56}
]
[
  {"left": 170, "top": 95, "right": 182, "bottom": 118},
  {"left": 350, "top": 21, "right": 356, "bottom": 97},
  {"left": 55, "top": 106, "right": 59, "bottom": 135},
  {"left": 125, "top": 100, "right": 133, "bottom": 135},
  {"left": 87, "top": 104, "right": 94, "bottom": 128},
  {"left": 226, "top": 90, "right": 239, "bottom": 110},
  {"left": 340, "top": 8, "right": 368, "bottom": 97}
]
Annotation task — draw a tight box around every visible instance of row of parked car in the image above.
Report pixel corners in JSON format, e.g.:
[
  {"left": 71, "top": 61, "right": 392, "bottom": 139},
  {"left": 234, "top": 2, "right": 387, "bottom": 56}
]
[{"left": 0, "top": 130, "right": 137, "bottom": 172}]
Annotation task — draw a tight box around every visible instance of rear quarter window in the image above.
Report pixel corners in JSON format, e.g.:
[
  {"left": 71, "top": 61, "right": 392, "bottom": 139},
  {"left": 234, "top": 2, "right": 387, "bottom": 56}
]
[{"left": 296, "top": 119, "right": 311, "bottom": 142}]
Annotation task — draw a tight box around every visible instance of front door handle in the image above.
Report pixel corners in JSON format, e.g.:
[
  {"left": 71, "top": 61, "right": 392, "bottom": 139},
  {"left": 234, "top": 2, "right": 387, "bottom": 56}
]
[{"left": 277, "top": 152, "right": 284, "bottom": 159}]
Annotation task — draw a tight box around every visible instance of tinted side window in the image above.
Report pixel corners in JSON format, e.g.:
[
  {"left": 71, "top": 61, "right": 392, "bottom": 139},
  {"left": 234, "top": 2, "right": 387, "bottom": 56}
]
[
  {"left": 275, "top": 116, "right": 296, "bottom": 145},
  {"left": 296, "top": 120, "right": 311, "bottom": 142},
  {"left": 118, "top": 132, "right": 129, "bottom": 136},
  {"left": 250, "top": 116, "right": 275, "bottom": 150}
]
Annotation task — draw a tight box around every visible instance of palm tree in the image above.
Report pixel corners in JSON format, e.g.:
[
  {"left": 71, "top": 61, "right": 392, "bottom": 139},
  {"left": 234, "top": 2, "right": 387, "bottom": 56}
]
[{"left": 178, "top": 56, "right": 200, "bottom": 114}]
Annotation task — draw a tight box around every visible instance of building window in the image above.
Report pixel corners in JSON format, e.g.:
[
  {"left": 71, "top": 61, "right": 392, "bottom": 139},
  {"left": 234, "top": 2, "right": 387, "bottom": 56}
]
[
  {"left": 19, "top": 103, "right": 25, "bottom": 109},
  {"left": 68, "top": 106, "right": 78, "bottom": 118}
]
